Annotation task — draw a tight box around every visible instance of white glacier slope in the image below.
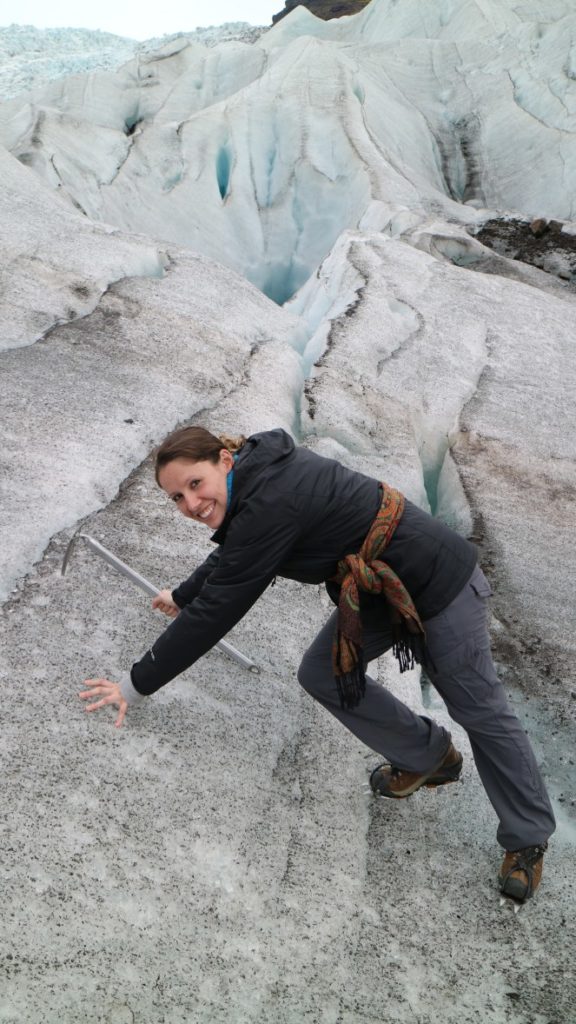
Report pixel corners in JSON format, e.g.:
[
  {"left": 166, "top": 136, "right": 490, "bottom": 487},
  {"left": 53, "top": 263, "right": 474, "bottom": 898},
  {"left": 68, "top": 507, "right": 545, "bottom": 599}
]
[
  {"left": 0, "top": 24, "right": 137, "bottom": 99},
  {"left": 0, "top": 23, "right": 265, "bottom": 99},
  {"left": 0, "top": 147, "right": 303, "bottom": 602},
  {"left": 1, "top": 1, "right": 576, "bottom": 1021},
  {"left": 296, "top": 230, "right": 576, "bottom": 709},
  {"left": 2, "top": 0, "right": 576, "bottom": 304},
  {"left": 1, "top": 318, "right": 574, "bottom": 1024},
  {"left": 0, "top": 146, "right": 168, "bottom": 351}
]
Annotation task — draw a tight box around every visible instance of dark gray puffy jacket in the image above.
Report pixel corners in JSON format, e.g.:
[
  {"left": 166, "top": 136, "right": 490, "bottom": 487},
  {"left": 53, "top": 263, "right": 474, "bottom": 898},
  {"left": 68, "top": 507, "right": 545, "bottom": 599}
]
[{"left": 130, "top": 429, "right": 477, "bottom": 695}]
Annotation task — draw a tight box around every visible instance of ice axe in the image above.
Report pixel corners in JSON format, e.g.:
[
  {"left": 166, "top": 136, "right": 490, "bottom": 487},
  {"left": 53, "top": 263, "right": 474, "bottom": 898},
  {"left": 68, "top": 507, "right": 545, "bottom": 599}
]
[{"left": 61, "top": 532, "right": 260, "bottom": 674}]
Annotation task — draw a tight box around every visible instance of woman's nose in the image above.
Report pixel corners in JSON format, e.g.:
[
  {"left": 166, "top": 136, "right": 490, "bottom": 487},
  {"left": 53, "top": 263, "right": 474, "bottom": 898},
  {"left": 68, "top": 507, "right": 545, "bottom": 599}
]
[{"left": 184, "top": 494, "right": 200, "bottom": 515}]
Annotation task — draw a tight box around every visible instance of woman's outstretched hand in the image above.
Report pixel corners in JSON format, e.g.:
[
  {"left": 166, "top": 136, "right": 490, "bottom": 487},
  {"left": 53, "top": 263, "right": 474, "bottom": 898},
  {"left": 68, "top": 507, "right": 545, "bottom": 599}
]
[
  {"left": 152, "top": 589, "right": 179, "bottom": 618},
  {"left": 79, "top": 679, "right": 128, "bottom": 728}
]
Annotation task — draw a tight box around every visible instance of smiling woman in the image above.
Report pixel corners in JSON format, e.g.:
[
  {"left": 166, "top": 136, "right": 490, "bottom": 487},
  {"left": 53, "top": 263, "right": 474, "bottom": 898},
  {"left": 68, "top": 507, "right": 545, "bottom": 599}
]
[
  {"left": 154, "top": 425, "right": 246, "bottom": 527},
  {"left": 160, "top": 457, "right": 232, "bottom": 524},
  {"left": 79, "top": 423, "right": 555, "bottom": 903}
]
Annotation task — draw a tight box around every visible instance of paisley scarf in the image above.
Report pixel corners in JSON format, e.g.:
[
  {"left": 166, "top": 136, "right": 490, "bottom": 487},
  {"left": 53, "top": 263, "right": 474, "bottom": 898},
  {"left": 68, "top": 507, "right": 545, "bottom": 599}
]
[{"left": 331, "top": 484, "right": 428, "bottom": 709}]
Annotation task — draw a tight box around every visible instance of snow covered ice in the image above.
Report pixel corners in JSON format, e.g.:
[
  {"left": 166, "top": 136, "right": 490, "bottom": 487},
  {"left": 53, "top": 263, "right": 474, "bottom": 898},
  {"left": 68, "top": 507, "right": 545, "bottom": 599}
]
[
  {"left": 3, "top": 0, "right": 576, "bottom": 303},
  {"left": 0, "top": 22, "right": 264, "bottom": 99},
  {"left": 0, "top": 1, "right": 575, "bottom": 1021}
]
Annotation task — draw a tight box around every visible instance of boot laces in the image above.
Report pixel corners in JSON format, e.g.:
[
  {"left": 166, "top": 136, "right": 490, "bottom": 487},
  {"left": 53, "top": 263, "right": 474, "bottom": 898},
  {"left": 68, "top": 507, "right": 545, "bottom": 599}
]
[
  {"left": 510, "top": 842, "right": 548, "bottom": 868},
  {"left": 503, "top": 842, "right": 548, "bottom": 900}
]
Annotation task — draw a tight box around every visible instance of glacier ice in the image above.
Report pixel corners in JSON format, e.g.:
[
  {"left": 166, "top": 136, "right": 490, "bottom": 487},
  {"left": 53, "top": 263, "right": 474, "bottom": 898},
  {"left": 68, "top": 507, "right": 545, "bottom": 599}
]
[
  {"left": 2, "top": 0, "right": 575, "bottom": 714},
  {"left": 4, "top": 0, "right": 576, "bottom": 306},
  {"left": 0, "top": 2, "right": 575, "bottom": 1020},
  {"left": 0, "top": 22, "right": 265, "bottom": 98},
  {"left": 0, "top": 165, "right": 303, "bottom": 600},
  {"left": 0, "top": 147, "right": 169, "bottom": 351}
]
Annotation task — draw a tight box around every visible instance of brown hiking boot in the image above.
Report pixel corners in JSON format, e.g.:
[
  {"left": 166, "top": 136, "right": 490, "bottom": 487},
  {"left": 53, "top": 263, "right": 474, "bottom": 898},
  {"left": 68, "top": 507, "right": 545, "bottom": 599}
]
[
  {"left": 369, "top": 742, "right": 463, "bottom": 798},
  {"left": 498, "top": 842, "right": 548, "bottom": 902}
]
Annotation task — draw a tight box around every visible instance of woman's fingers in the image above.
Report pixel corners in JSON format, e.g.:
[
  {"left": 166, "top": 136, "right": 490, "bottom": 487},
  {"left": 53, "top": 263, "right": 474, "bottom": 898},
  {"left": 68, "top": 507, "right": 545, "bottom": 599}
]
[
  {"left": 79, "top": 688, "right": 103, "bottom": 701},
  {"left": 160, "top": 603, "right": 178, "bottom": 616},
  {"left": 78, "top": 679, "right": 128, "bottom": 726},
  {"left": 80, "top": 678, "right": 110, "bottom": 689},
  {"left": 115, "top": 703, "right": 128, "bottom": 729},
  {"left": 79, "top": 679, "right": 113, "bottom": 700},
  {"left": 84, "top": 696, "right": 111, "bottom": 711},
  {"left": 152, "top": 590, "right": 178, "bottom": 617}
]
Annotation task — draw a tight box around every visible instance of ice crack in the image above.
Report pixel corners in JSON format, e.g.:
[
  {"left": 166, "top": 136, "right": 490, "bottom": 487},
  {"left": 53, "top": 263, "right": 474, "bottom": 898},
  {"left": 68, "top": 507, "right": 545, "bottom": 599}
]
[
  {"left": 505, "top": 69, "right": 575, "bottom": 134},
  {"left": 375, "top": 297, "right": 425, "bottom": 375}
]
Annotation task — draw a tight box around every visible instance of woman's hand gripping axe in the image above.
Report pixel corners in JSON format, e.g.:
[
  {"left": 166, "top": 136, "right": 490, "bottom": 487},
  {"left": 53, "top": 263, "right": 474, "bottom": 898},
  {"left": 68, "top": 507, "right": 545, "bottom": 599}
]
[{"left": 61, "top": 532, "right": 260, "bottom": 674}]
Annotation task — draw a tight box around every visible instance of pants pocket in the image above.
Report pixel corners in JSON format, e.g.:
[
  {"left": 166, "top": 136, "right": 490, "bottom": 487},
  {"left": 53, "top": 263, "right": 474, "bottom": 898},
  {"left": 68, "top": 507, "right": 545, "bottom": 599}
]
[{"left": 469, "top": 566, "right": 493, "bottom": 599}]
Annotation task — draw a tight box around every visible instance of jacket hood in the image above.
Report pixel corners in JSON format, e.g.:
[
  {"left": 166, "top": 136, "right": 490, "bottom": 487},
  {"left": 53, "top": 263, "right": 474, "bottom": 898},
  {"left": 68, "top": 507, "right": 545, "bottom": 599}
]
[{"left": 236, "top": 428, "right": 295, "bottom": 474}]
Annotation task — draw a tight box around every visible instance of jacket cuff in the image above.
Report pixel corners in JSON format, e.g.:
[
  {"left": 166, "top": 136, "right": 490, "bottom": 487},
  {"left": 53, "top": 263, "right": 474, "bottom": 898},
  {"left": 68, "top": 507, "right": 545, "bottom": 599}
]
[
  {"left": 171, "top": 587, "right": 187, "bottom": 609},
  {"left": 118, "top": 671, "right": 146, "bottom": 705}
]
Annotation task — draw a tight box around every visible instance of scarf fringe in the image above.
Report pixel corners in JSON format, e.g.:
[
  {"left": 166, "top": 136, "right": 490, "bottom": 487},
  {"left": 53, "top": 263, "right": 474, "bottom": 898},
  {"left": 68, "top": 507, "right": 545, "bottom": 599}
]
[
  {"left": 336, "top": 663, "right": 366, "bottom": 710},
  {"left": 332, "top": 482, "right": 433, "bottom": 709},
  {"left": 393, "top": 622, "right": 434, "bottom": 676},
  {"left": 393, "top": 637, "right": 416, "bottom": 673},
  {"left": 336, "top": 626, "right": 435, "bottom": 711}
]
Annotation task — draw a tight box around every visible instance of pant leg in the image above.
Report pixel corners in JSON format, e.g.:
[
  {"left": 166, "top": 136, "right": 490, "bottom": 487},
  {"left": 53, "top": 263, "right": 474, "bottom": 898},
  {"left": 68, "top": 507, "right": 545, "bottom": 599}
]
[
  {"left": 297, "top": 610, "right": 450, "bottom": 771},
  {"left": 424, "top": 565, "right": 556, "bottom": 850}
]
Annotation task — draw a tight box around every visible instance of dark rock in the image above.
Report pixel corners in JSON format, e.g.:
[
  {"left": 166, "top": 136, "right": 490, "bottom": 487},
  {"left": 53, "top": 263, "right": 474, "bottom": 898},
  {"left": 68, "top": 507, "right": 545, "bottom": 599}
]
[
  {"left": 472, "top": 216, "right": 576, "bottom": 286},
  {"left": 530, "top": 218, "right": 549, "bottom": 237},
  {"left": 272, "top": 0, "right": 372, "bottom": 24}
]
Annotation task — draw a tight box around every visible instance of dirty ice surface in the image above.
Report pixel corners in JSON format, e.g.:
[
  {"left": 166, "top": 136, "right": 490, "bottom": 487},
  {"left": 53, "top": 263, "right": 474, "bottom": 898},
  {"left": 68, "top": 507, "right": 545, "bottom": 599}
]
[{"left": 1, "top": 0, "right": 576, "bottom": 1021}]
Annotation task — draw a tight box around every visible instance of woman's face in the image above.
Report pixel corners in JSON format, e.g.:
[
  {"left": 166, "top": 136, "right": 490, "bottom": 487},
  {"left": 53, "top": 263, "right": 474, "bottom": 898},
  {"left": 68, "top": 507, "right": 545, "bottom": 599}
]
[{"left": 159, "top": 451, "right": 234, "bottom": 529}]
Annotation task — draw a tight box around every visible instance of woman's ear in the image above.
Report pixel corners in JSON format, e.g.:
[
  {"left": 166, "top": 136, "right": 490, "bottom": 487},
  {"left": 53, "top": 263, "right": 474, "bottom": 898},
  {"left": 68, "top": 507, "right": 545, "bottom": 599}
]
[{"left": 220, "top": 448, "right": 235, "bottom": 471}]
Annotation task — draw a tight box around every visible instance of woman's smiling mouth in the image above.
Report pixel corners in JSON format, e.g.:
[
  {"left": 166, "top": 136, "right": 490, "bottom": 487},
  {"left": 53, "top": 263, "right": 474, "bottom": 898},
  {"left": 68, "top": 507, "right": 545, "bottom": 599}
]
[{"left": 196, "top": 501, "right": 215, "bottom": 520}]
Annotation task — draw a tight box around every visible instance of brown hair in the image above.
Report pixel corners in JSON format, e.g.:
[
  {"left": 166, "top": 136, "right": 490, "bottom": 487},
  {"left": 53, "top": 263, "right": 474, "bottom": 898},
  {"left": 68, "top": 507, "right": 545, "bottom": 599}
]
[{"left": 154, "top": 426, "right": 246, "bottom": 483}]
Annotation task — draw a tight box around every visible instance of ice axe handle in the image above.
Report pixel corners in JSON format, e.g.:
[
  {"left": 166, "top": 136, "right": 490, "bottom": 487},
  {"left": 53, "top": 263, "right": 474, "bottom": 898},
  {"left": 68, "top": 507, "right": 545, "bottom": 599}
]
[
  {"left": 81, "top": 535, "right": 159, "bottom": 597},
  {"left": 64, "top": 534, "right": 260, "bottom": 674}
]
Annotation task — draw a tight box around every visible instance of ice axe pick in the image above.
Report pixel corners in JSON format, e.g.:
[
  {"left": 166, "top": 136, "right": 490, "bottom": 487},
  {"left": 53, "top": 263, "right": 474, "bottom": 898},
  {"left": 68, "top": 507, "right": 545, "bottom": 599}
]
[{"left": 61, "top": 532, "right": 260, "bottom": 674}]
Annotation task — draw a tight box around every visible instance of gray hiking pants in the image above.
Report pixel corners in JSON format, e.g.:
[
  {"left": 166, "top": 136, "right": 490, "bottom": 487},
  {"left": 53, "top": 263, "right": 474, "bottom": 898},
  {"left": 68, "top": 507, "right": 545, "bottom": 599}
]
[{"left": 297, "top": 565, "right": 555, "bottom": 851}]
